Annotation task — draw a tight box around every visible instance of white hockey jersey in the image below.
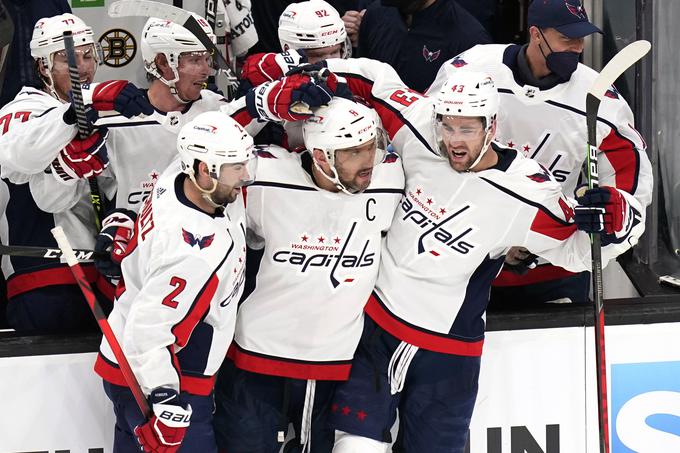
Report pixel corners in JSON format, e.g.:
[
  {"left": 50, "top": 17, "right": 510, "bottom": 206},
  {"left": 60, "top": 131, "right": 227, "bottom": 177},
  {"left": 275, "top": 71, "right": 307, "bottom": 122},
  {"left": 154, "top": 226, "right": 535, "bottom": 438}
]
[
  {"left": 95, "top": 159, "right": 247, "bottom": 396},
  {"left": 325, "top": 58, "right": 645, "bottom": 355},
  {"left": 0, "top": 86, "right": 104, "bottom": 297},
  {"left": 426, "top": 44, "right": 653, "bottom": 285},
  {"left": 231, "top": 145, "right": 404, "bottom": 380}
]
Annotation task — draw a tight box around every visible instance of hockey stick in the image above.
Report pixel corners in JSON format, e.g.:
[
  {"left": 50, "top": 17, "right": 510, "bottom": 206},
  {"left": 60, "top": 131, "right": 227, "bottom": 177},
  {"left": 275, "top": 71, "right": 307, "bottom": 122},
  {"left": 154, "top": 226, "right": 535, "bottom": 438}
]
[
  {"left": 63, "top": 30, "right": 105, "bottom": 231},
  {"left": 0, "top": 0, "right": 14, "bottom": 91},
  {"left": 0, "top": 243, "right": 105, "bottom": 260},
  {"left": 51, "top": 226, "right": 151, "bottom": 419},
  {"left": 581, "top": 39, "right": 651, "bottom": 453},
  {"left": 108, "top": 0, "right": 237, "bottom": 87}
]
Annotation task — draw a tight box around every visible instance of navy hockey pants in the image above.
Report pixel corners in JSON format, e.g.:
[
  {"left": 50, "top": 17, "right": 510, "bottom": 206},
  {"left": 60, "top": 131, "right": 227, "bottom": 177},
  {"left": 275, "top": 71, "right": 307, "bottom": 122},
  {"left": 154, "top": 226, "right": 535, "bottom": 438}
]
[
  {"left": 329, "top": 316, "right": 480, "bottom": 453},
  {"left": 6, "top": 285, "right": 109, "bottom": 333},
  {"left": 213, "top": 358, "right": 335, "bottom": 453},
  {"left": 103, "top": 381, "right": 217, "bottom": 453}
]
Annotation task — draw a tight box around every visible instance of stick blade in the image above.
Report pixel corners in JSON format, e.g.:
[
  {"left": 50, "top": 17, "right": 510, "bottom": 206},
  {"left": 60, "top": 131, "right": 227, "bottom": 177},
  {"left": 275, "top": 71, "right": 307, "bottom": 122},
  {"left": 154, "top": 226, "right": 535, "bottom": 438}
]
[
  {"left": 108, "top": 0, "right": 190, "bottom": 23},
  {"left": 589, "top": 40, "right": 651, "bottom": 101}
]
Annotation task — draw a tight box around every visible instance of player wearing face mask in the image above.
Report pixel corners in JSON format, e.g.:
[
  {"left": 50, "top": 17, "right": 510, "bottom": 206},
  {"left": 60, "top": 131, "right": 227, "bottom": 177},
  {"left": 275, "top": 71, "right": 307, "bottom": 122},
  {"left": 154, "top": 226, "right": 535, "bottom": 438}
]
[{"left": 427, "top": 0, "right": 652, "bottom": 306}]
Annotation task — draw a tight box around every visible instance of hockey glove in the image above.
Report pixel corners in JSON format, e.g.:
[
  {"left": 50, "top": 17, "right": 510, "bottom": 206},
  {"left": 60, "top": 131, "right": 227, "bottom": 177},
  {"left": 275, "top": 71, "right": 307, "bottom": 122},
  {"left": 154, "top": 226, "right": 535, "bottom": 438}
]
[
  {"left": 574, "top": 186, "right": 633, "bottom": 246},
  {"left": 134, "top": 388, "right": 192, "bottom": 453},
  {"left": 245, "top": 73, "right": 333, "bottom": 122},
  {"left": 241, "top": 49, "right": 307, "bottom": 86},
  {"left": 286, "top": 64, "right": 353, "bottom": 100},
  {"left": 503, "top": 247, "right": 538, "bottom": 276},
  {"left": 90, "top": 80, "right": 154, "bottom": 118},
  {"left": 94, "top": 209, "right": 137, "bottom": 279},
  {"left": 50, "top": 128, "right": 109, "bottom": 184}
]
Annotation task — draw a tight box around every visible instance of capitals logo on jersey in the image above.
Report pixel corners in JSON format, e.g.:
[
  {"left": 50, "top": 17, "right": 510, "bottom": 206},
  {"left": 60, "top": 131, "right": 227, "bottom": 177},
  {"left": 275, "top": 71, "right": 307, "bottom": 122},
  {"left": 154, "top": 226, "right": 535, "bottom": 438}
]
[
  {"left": 565, "top": 0, "right": 587, "bottom": 19},
  {"left": 182, "top": 229, "right": 216, "bottom": 249},
  {"left": 605, "top": 85, "right": 621, "bottom": 99},
  {"left": 451, "top": 55, "right": 468, "bottom": 68},
  {"left": 422, "top": 45, "right": 441, "bottom": 63},
  {"left": 129, "top": 170, "right": 161, "bottom": 205},
  {"left": 272, "top": 221, "right": 375, "bottom": 289},
  {"left": 400, "top": 188, "right": 476, "bottom": 257},
  {"left": 527, "top": 165, "right": 553, "bottom": 183}
]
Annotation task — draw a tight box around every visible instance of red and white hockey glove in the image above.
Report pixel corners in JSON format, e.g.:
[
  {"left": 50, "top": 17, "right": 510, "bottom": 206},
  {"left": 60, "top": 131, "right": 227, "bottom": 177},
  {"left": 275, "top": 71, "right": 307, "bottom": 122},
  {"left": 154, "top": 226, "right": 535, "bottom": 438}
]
[
  {"left": 88, "top": 80, "right": 154, "bottom": 118},
  {"left": 245, "top": 72, "right": 333, "bottom": 122},
  {"left": 241, "top": 49, "right": 307, "bottom": 86},
  {"left": 574, "top": 186, "right": 634, "bottom": 245},
  {"left": 50, "top": 128, "right": 109, "bottom": 184},
  {"left": 94, "top": 209, "right": 137, "bottom": 279},
  {"left": 134, "top": 388, "right": 192, "bottom": 453}
]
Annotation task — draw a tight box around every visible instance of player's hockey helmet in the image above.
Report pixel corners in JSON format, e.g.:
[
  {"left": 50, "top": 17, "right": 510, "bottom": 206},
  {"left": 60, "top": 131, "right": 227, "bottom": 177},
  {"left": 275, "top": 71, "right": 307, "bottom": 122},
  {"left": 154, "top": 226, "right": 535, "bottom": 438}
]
[
  {"left": 30, "top": 13, "right": 101, "bottom": 72},
  {"left": 177, "top": 111, "right": 256, "bottom": 182},
  {"left": 303, "top": 98, "right": 386, "bottom": 193},
  {"left": 278, "top": 0, "right": 352, "bottom": 59},
  {"left": 141, "top": 16, "right": 215, "bottom": 86},
  {"left": 433, "top": 70, "right": 499, "bottom": 130}
]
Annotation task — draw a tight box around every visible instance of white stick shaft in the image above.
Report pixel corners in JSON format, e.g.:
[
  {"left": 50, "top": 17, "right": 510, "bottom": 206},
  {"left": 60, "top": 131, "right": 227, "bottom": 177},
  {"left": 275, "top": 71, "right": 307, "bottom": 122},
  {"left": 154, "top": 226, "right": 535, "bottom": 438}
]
[{"left": 51, "top": 226, "right": 78, "bottom": 266}]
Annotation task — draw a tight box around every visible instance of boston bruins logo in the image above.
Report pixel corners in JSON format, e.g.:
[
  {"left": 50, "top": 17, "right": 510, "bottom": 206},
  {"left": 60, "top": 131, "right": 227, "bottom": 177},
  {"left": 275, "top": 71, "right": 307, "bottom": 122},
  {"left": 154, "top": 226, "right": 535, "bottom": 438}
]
[{"left": 99, "top": 29, "right": 136, "bottom": 67}]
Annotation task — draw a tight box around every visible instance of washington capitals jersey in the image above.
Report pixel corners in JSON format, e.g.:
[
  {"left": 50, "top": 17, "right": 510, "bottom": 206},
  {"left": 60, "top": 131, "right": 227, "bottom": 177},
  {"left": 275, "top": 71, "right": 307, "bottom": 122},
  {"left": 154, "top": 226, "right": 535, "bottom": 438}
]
[
  {"left": 426, "top": 44, "right": 652, "bottom": 285},
  {"left": 95, "top": 159, "right": 247, "bottom": 396},
  {"left": 231, "top": 145, "right": 404, "bottom": 380},
  {"left": 0, "top": 86, "right": 103, "bottom": 297},
  {"left": 325, "top": 57, "right": 645, "bottom": 355},
  {"left": 93, "top": 90, "right": 259, "bottom": 212}
]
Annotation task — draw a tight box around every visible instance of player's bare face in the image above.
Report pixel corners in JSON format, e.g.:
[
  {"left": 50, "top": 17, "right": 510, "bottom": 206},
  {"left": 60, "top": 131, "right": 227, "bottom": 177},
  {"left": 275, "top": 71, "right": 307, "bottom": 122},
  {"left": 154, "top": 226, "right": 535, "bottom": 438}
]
[
  {"left": 305, "top": 44, "right": 343, "bottom": 63},
  {"left": 334, "top": 138, "right": 378, "bottom": 193},
  {"left": 175, "top": 51, "right": 214, "bottom": 101},
  {"left": 439, "top": 116, "right": 487, "bottom": 172},
  {"left": 48, "top": 45, "right": 97, "bottom": 101},
  {"left": 211, "top": 161, "right": 254, "bottom": 205}
]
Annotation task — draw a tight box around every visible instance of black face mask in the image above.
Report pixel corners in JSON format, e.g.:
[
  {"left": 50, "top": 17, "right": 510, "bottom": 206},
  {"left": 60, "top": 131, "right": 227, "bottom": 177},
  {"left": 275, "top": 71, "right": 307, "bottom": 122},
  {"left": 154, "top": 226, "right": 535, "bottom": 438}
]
[
  {"left": 545, "top": 51, "right": 580, "bottom": 82},
  {"left": 538, "top": 29, "right": 581, "bottom": 82}
]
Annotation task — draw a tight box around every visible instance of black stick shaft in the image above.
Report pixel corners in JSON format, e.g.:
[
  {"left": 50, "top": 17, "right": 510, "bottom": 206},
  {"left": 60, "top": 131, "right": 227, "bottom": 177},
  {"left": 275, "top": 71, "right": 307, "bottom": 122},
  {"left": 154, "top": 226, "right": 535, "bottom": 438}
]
[{"left": 62, "top": 30, "right": 104, "bottom": 230}]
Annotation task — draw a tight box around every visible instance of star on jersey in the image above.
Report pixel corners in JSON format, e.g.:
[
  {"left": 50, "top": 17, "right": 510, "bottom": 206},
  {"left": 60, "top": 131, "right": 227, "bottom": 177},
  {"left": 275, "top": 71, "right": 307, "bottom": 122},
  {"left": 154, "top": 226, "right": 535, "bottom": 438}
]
[{"left": 182, "top": 229, "right": 215, "bottom": 249}]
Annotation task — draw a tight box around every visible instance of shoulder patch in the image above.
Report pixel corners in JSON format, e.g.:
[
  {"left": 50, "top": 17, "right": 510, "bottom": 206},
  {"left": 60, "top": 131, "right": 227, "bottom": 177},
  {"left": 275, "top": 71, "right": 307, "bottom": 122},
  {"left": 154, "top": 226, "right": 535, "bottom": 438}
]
[{"left": 182, "top": 228, "right": 215, "bottom": 249}]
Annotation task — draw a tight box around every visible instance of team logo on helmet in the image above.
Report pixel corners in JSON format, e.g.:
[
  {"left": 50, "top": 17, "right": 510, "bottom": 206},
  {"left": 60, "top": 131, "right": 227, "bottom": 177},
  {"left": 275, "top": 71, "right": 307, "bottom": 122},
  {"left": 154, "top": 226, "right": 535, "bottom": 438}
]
[
  {"left": 193, "top": 124, "right": 218, "bottom": 134},
  {"left": 565, "top": 0, "right": 587, "bottom": 19},
  {"left": 182, "top": 229, "right": 215, "bottom": 249},
  {"left": 451, "top": 55, "right": 468, "bottom": 68},
  {"left": 99, "top": 29, "right": 136, "bottom": 68},
  {"left": 422, "top": 45, "right": 441, "bottom": 63}
]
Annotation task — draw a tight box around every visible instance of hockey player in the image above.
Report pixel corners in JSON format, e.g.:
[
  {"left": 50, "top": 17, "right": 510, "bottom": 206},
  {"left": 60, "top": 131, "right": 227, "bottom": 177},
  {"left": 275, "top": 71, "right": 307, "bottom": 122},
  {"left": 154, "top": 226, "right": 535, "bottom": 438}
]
[
  {"left": 310, "top": 59, "right": 646, "bottom": 452},
  {"left": 0, "top": 13, "right": 151, "bottom": 332},
  {"left": 238, "top": 0, "right": 351, "bottom": 96},
  {"left": 79, "top": 15, "right": 337, "bottom": 285},
  {"left": 95, "top": 111, "right": 256, "bottom": 453},
  {"left": 212, "top": 97, "right": 404, "bottom": 452},
  {"left": 426, "top": 0, "right": 653, "bottom": 305}
]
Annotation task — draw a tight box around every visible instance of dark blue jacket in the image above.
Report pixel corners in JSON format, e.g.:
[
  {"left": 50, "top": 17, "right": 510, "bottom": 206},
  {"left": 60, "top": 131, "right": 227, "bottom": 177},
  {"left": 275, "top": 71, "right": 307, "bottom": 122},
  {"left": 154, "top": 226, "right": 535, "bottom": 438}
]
[{"left": 358, "top": 0, "right": 491, "bottom": 92}]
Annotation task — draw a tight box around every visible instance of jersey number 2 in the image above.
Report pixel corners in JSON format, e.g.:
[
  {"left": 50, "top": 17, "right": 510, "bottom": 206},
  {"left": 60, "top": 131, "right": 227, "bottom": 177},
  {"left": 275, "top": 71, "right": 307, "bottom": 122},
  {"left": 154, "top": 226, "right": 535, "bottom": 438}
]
[{"left": 162, "top": 276, "right": 187, "bottom": 309}]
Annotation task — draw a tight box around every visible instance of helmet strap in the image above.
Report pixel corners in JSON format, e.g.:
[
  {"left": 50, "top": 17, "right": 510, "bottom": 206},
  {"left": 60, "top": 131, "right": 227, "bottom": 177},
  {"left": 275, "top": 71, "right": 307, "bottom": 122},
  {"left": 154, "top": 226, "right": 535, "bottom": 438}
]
[
  {"left": 310, "top": 153, "right": 355, "bottom": 195},
  {"left": 467, "top": 129, "right": 493, "bottom": 172},
  {"left": 188, "top": 171, "right": 224, "bottom": 208}
]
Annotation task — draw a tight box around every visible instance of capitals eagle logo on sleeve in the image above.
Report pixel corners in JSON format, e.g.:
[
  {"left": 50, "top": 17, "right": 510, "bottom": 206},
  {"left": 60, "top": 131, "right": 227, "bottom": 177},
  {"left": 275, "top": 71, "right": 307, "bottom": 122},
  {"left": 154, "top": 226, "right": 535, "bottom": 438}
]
[{"left": 182, "top": 228, "right": 215, "bottom": 249}]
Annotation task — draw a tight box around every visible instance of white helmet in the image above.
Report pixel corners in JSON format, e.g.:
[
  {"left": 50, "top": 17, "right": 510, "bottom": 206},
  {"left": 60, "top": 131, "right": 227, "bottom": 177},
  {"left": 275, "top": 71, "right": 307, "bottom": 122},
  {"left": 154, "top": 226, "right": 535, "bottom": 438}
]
[
  {"left": 30, "top": 14, "right": 101, "bottom": 98},
  {"left": 278, "top": 0, "right": 351, "bottom": 59},
  {"left": 141, "top": 16, "right": 215, "bottom": 97},
  {"left": 303, "top": 98, "right": 387, "bottom": 194},
  {"left": 178, "top": 111, "right": 256, "bottom": 178},
  {"left": 433, "top": 71, "right": 499, "bottom": 170}
]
